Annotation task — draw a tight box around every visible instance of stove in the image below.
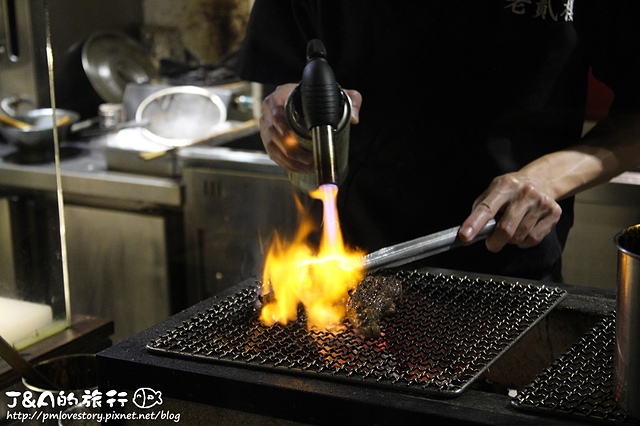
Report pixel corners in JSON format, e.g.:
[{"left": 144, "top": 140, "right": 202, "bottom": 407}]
[{"left": 1, "top": 144, "right": 90, "bottom": 165}]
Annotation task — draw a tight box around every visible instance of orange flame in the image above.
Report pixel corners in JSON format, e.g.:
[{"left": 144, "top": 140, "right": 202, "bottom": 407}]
[{"left": 260, "top": 184, "right": 365, "bottom": 330}]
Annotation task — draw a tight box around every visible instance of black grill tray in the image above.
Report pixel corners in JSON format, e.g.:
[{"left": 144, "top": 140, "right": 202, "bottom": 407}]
[
  {"left": 512, "top": 312, "right": 637, "bottom": 424},
  {"left": 147, "top": 270, "right": 566, "bottom": 398}
]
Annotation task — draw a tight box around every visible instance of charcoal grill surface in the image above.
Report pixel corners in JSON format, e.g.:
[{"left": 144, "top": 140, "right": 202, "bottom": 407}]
[
  {"left": 147, "top": 270, "right": 566, "bottom": 398},
  {"left": 513, "top": 312, "right": 636, "bottom": 424}
]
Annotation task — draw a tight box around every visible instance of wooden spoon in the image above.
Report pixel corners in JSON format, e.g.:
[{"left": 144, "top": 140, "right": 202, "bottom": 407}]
[
  {"left": 0, "top": 113, "right": 71, "bottom": 131},
  {"left": 139, "top": 118, "right": 258, "bottom": 161},
  {"left": 0, "top": 114, "right": 32, "bottom": 130},
  {"left": 0, "top": 333, "right": 61, "bottom": 390}
]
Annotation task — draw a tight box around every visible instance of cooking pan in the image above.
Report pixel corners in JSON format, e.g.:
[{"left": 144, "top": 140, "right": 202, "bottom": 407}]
[
  {"left": 82, "top": 32, "right": 159, "bottom": 103},
  {"left": 0, "top": 108, "right": 80, "bottom": 150}
]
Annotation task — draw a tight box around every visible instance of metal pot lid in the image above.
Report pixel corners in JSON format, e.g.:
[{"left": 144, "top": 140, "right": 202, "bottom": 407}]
[
  {"left": 82, "top": 32, "right": 159, "bottom": 103},
  {"left": 135, "top": 85, "right": 227, "bottom": 147}
]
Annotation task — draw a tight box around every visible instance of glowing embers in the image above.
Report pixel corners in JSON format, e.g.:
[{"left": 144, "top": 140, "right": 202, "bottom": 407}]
[{"left": 260, "top": 184, "right": 365, "bottom": 330}]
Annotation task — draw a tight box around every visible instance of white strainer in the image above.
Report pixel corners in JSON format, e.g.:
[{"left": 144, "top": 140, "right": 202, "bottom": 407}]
[{"left": 135, "top": 85, "right": 227, "bottom": 146}]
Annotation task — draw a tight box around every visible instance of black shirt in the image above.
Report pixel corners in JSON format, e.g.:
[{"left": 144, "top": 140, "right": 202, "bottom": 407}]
[{"left": 236, "top": 0, "right": 640, "bottom": 281}]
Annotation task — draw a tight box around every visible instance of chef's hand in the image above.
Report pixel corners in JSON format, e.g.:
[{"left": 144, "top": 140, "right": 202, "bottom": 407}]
[
  {"left": 457, "top": 173, "right": 562, "bottom": 252},
  {"left": 259, "top": 83, "right": 362, "bottom": 173}
]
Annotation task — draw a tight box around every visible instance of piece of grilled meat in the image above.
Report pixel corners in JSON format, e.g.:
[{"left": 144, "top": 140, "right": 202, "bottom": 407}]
[{"left": 346, "top": 275, "right": 402, "bottom": 339}]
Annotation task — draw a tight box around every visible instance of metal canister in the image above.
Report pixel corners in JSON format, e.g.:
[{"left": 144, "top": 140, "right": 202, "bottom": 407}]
[
  {"left": 98, "top": 103, "right": 124, "bottom": 129},
  {"left": 614, "top": 224, "right": 640, "bottom": 419},
  {"left": 285, "top": 84, "right": 351, "bottom": 193}
]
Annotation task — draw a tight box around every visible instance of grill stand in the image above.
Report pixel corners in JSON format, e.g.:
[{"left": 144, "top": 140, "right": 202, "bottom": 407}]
[
  {"left": 146, "top": 270, "right": 565, "bottom": 398},
  {"left": 513, "top": 312, "right": 637, "bottom": 424},
  {"left": 96, "top": 268, "right": 617, "bottom": 425}
]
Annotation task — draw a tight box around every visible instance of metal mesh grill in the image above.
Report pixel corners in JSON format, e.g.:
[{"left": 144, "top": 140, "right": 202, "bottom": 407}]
[
  {"left": 512, "top": 312, "right": 632, "bottom": 423},
  {"left": 147, "top": 270, "right": 566, "bottom": 398}
]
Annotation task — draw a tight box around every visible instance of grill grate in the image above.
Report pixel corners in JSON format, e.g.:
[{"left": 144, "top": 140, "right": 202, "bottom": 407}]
[
  {"left": 512, "top": 312, "right": 633, "bottom": 424},
  {"left": 147, "top": 270, "right": 566, "bottom": 398}
]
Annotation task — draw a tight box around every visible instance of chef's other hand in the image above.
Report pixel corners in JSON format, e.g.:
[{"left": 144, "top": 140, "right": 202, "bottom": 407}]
[
  {"left": 458, "top": 173, "right": 562, "bottom": 252},
  {"left": 260, "top": 83, "right": 362, "bottom": 173}
]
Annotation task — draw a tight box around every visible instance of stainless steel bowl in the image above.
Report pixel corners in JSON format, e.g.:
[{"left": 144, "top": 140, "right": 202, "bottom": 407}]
[{"left": 0, "top": 108, "right": 80, "bottom": 149}]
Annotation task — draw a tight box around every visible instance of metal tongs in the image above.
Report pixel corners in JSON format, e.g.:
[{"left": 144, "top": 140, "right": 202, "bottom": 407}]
[{"left": 363, "top": 219, "right": 496, "bottom": 271}]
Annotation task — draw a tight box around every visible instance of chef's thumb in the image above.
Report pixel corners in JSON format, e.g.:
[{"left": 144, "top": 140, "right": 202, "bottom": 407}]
[{"left": 345, "top": 89, "right": 362, "bottom": 125}]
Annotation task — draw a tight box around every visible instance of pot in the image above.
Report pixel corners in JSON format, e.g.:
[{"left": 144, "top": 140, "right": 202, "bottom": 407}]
[
  {"left": 614, "top": 224, "right": 640, "bottom": 419},
  {"left": 0, "top": 108, "right": 80, "bottom": 150},
  {"left": 21, "top": 354, "right": 99, "bottom": 426}
]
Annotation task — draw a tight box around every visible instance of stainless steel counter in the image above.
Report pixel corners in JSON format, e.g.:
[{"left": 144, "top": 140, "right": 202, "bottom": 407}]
[
  {"left": 0, "top": 120, "right": 273, "bottom": 207},
  {"left": 0, "top": 126, "right": 283, "bottom": 343},
  {"left": 0, "top": 139, "right": 181, "bottom": 207}
]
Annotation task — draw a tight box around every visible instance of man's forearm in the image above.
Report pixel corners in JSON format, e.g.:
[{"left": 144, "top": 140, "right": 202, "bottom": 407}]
[{"left": 519, "top": 113, "right": 640, "bottom": 201}]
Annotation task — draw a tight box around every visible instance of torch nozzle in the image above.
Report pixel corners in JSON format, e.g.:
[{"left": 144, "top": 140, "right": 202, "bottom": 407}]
[{"left": 312, "top": 124, "right": 340, "bottom": 187}]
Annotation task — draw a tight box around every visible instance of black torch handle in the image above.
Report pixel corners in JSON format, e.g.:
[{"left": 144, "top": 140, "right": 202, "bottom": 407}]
[{"left": 300, "top": 39, "right": 342, "bottom": 129}]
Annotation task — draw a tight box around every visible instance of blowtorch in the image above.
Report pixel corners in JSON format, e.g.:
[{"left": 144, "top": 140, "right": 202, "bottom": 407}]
[{"left": 285, "top": 39, "right": 352, "bottom": 193}]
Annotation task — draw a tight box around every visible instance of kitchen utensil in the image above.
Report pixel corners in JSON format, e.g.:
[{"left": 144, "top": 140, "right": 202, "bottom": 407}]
[
  {"left": 614, "top": 224, "right": 640, "bottom": 419},
  {"left": 0, "top": 108, "right": 80, "bottom": 149},
  {"left": 0, "top": 113, "right": 70, "bottom": 131},
  {"left": 139, "top": 118, "right": 258, "bottom": 161},
  {"left": 98, "top": 103, "right": 125, "bottom": 129},
  {"left": 0, "top": 333, "right": 60, "bottom": 390},
  {"left": 135, "top": 85, "right": 227, "bottom": 147},
  {"left": 0, "top": 114, "right": 32, "bottom": 130},
  {"left": 82, "top": 32, "right": 159, "bottom": 103},
  {"left": 363, "top": 219, "right": 496, "bottom": 271}
]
